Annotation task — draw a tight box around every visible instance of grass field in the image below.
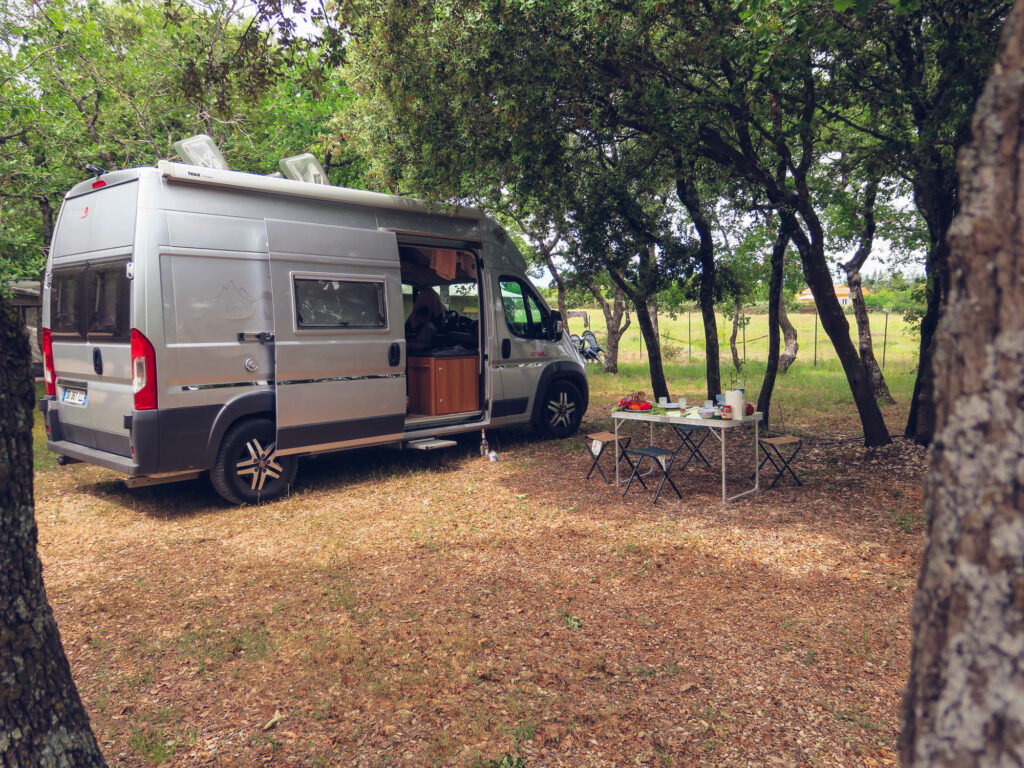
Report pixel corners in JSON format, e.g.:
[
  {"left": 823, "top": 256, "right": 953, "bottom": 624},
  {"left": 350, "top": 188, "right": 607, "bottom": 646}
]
[
  {"left": 573, "top": 309, "right": 919, "bottom": 439},
  {"left": 570, "top": 308, "right": 919, "bottom": 372},
  {"left": 31, "top": 337, "right": 925, "bottom": 766}
]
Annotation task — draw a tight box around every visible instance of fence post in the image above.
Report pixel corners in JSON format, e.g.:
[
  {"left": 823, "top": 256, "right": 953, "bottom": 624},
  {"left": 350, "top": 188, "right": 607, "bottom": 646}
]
[
  {"left": 688, "top": 311, "right": 691, "bottom": 360},
  {"left": 742, "top": 318, "right": 746, "bottom": 364},
  {"left": 813, "top": 309, "right": 818, "bottom": 367}
]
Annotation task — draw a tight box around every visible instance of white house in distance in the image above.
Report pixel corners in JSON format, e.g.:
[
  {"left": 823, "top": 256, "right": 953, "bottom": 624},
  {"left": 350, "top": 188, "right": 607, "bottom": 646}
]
[{"left": 795, "top": 283, "right": 872, "bottom": 307}]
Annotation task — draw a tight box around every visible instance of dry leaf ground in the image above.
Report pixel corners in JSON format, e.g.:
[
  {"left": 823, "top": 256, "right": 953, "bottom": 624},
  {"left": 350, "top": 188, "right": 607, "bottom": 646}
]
[{"left": 33, "top": 382, "right": 925, "bottom": 768}]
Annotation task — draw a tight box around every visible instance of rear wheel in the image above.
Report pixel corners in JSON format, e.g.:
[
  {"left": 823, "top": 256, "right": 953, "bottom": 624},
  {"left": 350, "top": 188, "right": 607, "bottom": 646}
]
[
  {"left": 210, "top": 418, "right": 297, "bottom": 505},
  {"left": 538, "top": 379, "right": 584, "bottom": 438}
]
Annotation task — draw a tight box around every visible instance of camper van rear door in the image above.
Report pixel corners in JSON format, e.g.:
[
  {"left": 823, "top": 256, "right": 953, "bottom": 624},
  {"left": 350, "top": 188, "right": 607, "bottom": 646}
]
[{"left": 267, "top": 223, "right": 406, "bottom": 454}]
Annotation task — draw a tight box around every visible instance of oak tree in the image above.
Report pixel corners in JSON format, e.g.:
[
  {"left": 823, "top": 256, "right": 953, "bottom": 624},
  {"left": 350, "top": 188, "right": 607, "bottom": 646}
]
[{"left": 901, "top": 1, "right": 1024, "bottom": 763}]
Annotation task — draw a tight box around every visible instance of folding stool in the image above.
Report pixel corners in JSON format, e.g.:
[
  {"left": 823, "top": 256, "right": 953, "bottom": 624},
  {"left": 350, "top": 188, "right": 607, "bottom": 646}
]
[
  {"left": 671, "top": 424, "right": 713, "bottom": 472},
  {"left": 584, "top": 431, "right": 635, "bottom": 484},
  {"left": 622, "top": 445, "right": 682, "bottom": 504},
  {"left": 757, "top": 435, "right": 803, "bottom": 488}
]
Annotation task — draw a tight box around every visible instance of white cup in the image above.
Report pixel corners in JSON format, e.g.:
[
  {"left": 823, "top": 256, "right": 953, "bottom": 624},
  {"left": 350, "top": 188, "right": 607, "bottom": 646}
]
[
  {"left": 679, "top": 397, "right": 687, "bottom": 407},
  {"left": 658, "top": 396, "right": 668, "bottom": 405}
]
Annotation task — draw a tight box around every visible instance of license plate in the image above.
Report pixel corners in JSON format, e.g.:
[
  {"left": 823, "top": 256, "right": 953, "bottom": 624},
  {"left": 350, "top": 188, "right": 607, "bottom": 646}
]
[{"left": 62, "top": 388, "right": 87, "bottom": 406}]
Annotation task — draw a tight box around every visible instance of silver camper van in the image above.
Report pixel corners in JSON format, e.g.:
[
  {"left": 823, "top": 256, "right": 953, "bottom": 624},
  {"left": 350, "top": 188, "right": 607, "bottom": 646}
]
[{"left": 40, "top": 161, "right": 588, "bottom": 504}]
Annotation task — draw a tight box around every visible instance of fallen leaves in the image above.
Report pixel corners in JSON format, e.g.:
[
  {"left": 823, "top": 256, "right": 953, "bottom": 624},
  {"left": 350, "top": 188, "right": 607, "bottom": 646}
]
[{"left": 33, "top": 414, "right": 925, "bottom": 767}]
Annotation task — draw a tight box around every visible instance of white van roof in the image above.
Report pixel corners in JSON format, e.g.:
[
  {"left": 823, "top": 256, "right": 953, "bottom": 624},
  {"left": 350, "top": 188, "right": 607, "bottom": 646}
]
[{"left": 65, "top": 162, "right": 489, "bottom": 224}]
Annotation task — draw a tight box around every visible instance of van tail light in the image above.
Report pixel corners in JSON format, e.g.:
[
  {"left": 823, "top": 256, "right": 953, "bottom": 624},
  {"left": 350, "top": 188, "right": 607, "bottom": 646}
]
[
  {"left": 42, "top": 328, "right": 56, "bottom": 396},
  {"left": 130, "top": 328, "right": 158, "bottom": 410}
]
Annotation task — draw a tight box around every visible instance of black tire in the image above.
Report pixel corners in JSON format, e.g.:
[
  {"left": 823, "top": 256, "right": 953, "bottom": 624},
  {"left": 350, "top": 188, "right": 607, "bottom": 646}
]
[
  {"left": 537, "top": 379, "right": 584, "bottom": 438},
  {"left": 210, "top": 418, "right": 297, "bottom": 505}
]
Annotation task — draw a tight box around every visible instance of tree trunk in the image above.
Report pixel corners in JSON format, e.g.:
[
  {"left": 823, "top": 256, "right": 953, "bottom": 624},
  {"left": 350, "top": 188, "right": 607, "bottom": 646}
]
[
  {"left": 729, "top": 300, "right": 742, "bottom": 373},
  {"left": 758, "top": 227, "right": 789, "bottom": 429},
  {"left": 0, "top": 298, "right": 108, "bottom": 768},
  {"left": 841, "top": 177, "right": 895, "bottom": 404},
  {"left": 778, "top": 287, "right": 799, "bottom": 373},
  {"left": 585, "top": 278, "right": 630, "bottom": 374},
  {"left": 541, "top": 250, "right": 567, "bottom": 324},
  {"left": 631, "top": 296, "right": 669, "bottom": 401},
  {"left": 786, "top": 210, "right": 892, "bottom": 447},
  {"left": 674, "top": 165, "right": 721, "bottom": 400},
  {"left": 608, "top": 264, "right": 669, "bottom": 401},
  {"left": 645, "top": 245, "right": 660, "bottom": 340},
  {"left": 37, "top": 195, "right": 55, "bottom": 255},
  {"left": 901, "top": 9, "right": 1024, "bottom": 764},
  {"left": 846, "top": 266, "right": 895, "bottom": 404},
  {"left": 904, "top": 207, "right": 953, "bottom": 445}
]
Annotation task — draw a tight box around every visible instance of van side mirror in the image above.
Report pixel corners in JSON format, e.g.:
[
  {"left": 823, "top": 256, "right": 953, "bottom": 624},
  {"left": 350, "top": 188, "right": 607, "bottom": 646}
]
[{"left": 548, "top": 317, "right": 563, "bottom": 342}]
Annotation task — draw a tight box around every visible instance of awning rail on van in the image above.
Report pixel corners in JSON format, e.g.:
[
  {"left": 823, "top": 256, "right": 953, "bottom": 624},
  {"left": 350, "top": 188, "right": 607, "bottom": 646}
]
[{"left": 156, "top": 161, "right": 486, "bottom": 222}]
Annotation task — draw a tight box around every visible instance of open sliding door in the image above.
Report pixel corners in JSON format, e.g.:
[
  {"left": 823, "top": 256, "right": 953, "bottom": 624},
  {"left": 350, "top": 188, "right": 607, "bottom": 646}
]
[{"left": 267, "top": 220, "right": 406, "bottom": 455}]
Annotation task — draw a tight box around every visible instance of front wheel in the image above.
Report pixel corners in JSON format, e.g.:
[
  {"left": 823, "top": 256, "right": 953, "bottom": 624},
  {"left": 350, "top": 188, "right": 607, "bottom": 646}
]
[
  {"left": 210, "top": 418, "right": 298, "bottom": 505},
  {"left": 538, "top": 380, "right": 584, "bottom": 438}
]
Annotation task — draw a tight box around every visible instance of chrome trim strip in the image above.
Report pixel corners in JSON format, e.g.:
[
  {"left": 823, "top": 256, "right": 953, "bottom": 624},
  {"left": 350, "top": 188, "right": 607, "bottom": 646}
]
[
  {"left": 277, "top": 373, "right": 406, "bottom": 386},
  {"left": 176, "top": 381, "right": 271, "bottom": 392},
  {"left": 491, "top": 362, "right": 544, "bottom": 370}
]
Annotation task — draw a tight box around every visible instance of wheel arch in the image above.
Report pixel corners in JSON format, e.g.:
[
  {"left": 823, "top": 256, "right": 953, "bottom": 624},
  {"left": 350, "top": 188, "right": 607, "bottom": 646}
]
[
  {"left": 202, "top": 391, "right": 276, "bottom": 468},
  {"left": 530, "top": 362, "right": 589, "bottom": 427}
]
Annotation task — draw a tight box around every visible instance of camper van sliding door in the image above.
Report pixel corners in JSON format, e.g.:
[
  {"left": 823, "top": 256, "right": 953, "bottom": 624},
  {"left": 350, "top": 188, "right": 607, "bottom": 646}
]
[{"left": 268, "top": 222, "right": 405, "bottom": 454}]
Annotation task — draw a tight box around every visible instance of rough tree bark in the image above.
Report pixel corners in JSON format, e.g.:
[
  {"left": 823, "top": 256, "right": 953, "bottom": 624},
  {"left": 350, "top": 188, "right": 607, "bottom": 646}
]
[
  {"left": 584, "top": 278, "right": 630, "bottom": 374},
  {"left": 0, "top": 297, "right": 108, "bottom": 768},
  {"left": 841, "top": 177, "right": 895, "bottom": 404},
  {"left": 900, "top": 5, "right": 1024, "bottom": 765}
]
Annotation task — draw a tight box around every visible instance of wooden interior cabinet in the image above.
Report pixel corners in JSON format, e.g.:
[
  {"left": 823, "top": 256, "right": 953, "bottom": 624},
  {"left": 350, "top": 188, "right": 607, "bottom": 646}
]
[{"left": 407, "top": 355, "right": 479, "bottom": 416}]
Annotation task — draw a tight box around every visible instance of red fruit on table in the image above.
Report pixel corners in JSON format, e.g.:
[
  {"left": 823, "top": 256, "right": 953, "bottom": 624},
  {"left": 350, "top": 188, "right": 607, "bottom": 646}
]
[{"left": 746, "top": 403, "right": 755, "bottom": 416}]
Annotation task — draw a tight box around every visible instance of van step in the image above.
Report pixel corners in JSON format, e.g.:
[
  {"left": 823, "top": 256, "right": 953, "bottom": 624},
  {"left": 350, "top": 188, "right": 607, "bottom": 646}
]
[
  {"left": 407, "top": 438, "right": 458, "bottom": 451},
  {"left": 124, "top": 471, "right": 203, "bottom": 488}
]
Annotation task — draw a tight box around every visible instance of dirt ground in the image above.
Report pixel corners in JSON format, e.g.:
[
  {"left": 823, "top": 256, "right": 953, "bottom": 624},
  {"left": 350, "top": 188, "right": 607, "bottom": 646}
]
[{"left": 34, "top": 404, "right": 926, "bottom": 767}]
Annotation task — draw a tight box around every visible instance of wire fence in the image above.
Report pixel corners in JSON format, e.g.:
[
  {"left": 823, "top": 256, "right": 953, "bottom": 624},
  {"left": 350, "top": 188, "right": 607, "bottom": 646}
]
[{"left": 605, "top": 310, "right": 919, "bottom": 372}]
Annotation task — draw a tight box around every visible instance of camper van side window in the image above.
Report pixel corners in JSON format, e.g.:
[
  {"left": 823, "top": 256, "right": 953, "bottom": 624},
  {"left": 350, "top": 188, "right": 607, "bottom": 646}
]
[
  {"left": 294, "top": 278, "right": 386, "bottom": 329},
  {"left": 51, "top": 269, "right": 83, "bottom": 338},
  {"left": 499, "top": 278, "right": 545, "bottom": 339}
]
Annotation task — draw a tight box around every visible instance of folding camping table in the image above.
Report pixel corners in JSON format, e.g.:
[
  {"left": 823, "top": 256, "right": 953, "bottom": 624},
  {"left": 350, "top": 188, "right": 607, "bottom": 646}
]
[{"left": 612, "top": 408, "right": 764, "bottom": 504}]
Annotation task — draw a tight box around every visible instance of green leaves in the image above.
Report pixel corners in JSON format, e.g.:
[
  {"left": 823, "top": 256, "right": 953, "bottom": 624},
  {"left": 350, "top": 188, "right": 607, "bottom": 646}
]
[{"left": 0, "top": 0, "right": 360, "bottom": 283}]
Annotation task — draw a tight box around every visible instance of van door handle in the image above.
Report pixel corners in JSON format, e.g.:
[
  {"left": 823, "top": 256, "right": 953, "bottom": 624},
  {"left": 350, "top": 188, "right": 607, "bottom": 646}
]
[
  {"left": 237, "top": 332, "right": 274, "bottom": 344},
  {"left": 388, "top": 342, "right": 401, "bottom": 367},
  {"left": 501, "top": 339, "right": 511, "bottom": 359},
  {"left": 93, "top": 347, "right": 103, "bottom": 376}
]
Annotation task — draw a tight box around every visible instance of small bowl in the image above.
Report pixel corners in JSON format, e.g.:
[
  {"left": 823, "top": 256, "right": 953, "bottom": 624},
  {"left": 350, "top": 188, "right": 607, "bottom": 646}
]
[{"left": 697, "top": 408, "right": 715, "bottom": 419}]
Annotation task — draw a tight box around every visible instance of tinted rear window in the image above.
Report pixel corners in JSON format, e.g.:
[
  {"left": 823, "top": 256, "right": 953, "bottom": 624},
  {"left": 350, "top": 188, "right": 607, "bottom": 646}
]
[
  {"left": 86, "top": 262, "right": 130, "bottom": 339},
  {"left": 51, "top": 269, "right": 83, "bottom": 338},
  {"left": 50, "top": 260, "right": 131, "bottom": 341}
]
